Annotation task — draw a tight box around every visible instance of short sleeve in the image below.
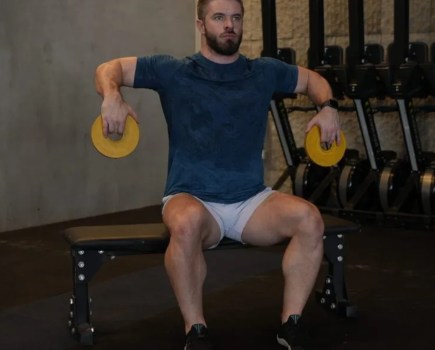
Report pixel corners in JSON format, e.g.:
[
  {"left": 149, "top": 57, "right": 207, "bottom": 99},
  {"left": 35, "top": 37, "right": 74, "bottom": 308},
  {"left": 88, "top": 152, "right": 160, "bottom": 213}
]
[
  {"left": 262, "top": 57, "right": 298, "bottom": 94},
  {"left": 133, "top": 55, "right": 178, "bottom": 90}
]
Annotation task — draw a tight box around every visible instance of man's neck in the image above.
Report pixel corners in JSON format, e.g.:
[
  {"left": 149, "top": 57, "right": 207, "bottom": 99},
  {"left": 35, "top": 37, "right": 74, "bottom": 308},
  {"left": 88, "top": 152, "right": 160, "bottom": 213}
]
[{"left": 200, "top": 46, "right": 240, "bottom": 64}]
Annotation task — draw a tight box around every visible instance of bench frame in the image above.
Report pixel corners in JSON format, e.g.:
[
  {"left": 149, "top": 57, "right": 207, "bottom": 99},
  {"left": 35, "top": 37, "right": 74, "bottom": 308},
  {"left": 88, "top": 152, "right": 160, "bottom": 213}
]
[{"left": 64, "top": 215, "right": 359, "bottom": 345}]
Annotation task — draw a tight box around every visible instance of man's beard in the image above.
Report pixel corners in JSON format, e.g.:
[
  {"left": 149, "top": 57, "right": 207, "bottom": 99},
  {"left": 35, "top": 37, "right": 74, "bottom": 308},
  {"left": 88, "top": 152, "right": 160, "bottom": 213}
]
[{"left": 204, "top": 28, "right": 243, "bottom": 56}]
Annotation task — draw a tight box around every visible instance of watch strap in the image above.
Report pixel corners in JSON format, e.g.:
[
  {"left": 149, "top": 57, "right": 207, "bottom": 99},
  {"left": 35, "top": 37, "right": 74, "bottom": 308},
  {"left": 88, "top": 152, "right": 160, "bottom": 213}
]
[{"left": 319, "top": 99, "right": 338, "bottom": 110}]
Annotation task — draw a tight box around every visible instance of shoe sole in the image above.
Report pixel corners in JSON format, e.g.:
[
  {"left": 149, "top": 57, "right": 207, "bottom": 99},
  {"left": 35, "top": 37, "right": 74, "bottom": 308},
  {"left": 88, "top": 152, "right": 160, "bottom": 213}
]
[{"left": 276, "top": 335, "right": 291, "bottom": 349}]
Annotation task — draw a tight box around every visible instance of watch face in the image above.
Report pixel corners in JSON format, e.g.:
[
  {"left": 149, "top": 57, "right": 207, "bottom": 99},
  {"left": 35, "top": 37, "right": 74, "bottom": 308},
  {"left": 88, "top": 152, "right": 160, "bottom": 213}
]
[
  {"left": 322, "top": 99, "right": 338, "bottom": 110},
  {"left": 329, "top": 99, "right": 338, "bottom": 109}
]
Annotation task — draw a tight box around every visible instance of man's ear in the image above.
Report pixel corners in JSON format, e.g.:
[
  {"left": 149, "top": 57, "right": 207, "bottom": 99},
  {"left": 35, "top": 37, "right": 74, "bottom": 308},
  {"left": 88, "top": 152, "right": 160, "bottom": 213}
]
[{"left": 196, "top": 19, "right": 205, "bottom": 34}]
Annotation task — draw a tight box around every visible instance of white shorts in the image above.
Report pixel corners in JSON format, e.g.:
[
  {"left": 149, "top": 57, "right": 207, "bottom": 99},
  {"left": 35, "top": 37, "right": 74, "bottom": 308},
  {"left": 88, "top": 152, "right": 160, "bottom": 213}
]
[{"left": 162, "top": 187, "right": 274, "bottom": 247}]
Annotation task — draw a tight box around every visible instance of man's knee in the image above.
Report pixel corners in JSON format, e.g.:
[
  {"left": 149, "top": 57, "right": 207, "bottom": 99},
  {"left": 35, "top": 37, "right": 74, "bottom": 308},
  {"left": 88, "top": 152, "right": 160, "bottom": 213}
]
[
  {"left": 273, "top": 195, "right": 324, "bottom": 241},
  {"left": 164, "top": 201, "right": 206, "bottom": 242},
  {"left": 297, "top": 201, "right": 324, "bottom": 242},
  {"left": 305, "top": 202, "right": 324, "bottom": 230}
]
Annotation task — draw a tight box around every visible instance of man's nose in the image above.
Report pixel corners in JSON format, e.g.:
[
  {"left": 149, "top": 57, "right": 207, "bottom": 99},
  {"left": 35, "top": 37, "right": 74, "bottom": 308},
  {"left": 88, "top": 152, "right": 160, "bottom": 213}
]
[{"left": 224, "top": 17, "right": 234, "bottom": 29}]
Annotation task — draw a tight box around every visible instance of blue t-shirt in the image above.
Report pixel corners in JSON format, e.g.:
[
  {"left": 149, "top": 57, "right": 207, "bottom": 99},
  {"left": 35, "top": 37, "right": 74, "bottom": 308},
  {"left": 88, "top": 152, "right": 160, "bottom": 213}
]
[{"left": 134, "top": 53, "right": 298, "bottom": 203}]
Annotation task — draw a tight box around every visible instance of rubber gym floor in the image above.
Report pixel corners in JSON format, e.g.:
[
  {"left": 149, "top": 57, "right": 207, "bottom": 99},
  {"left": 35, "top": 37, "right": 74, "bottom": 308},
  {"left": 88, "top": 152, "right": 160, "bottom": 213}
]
[{"left": 1, "top": 205, "right": 434, "bottom": 350}]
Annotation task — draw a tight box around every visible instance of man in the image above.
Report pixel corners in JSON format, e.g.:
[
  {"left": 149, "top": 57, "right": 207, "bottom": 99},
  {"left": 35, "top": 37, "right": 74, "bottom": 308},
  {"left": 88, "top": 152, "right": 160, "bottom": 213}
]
[{"left": 95, "top": 0, "right": 341, "bottom": 348}]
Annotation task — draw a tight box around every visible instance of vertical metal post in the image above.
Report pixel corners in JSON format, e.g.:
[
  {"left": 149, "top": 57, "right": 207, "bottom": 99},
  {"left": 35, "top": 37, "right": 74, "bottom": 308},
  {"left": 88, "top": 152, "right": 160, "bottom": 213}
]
[
  {"left": 260, "top": 0, "right": 300, "bottom": 188},
  {"left": 347, "top": 0, "right": 365, "bottom": 66},
  {"left": 261, "top": 0, "right": 277, "bottom": 58},
  {"left": 391, "top": 0, "right": 409, "bottom": 66},
  {"left": 308, "top": 0, "right": 325, "bottom": 68}
]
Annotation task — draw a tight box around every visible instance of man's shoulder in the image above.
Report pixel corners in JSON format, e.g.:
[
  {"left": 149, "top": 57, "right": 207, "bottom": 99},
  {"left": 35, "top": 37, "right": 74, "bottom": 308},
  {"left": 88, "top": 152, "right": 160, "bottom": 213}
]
[
  {"left": 248, "top": 55, "right": 289, "bottom": 66},
  {"left": 248, "top": 56, "right": 298, "bottom": 78},
  {"left": 135, "top": 54, "right": 194, "bottom": 79},
  {"left": 137, "top": 54, "right": 188, "bottom": 66}
]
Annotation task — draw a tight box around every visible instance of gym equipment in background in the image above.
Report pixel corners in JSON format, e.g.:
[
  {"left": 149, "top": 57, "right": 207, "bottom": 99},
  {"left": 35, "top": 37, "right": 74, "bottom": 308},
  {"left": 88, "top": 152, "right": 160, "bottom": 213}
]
[
  {"left": 419, "top": 43, "right": 435, "bottom": 215},
  {"left": 262, "top": 0, "right": 434, "bottom": 227},
  {"left": 376, "top": 0, "right": 435, "bottom": 216},
  {"left": 333, "top": 0, "right": 397, "bottom": 212}
]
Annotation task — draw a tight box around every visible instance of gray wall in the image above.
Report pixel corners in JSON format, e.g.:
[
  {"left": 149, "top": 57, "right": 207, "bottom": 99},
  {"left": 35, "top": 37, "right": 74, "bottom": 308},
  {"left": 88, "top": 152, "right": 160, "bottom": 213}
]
[{"left": 0, "top": 0, "right": 196, "bottom": 232}]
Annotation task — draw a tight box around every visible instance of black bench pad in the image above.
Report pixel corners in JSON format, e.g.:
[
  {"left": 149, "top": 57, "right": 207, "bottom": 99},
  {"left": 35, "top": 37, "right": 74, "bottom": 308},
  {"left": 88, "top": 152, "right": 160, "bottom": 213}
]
[
  {"left": 64, "top": 223, "right": 169, "bottom": 252},
  {"left": 63, "top": 214, "right": 360, "bottom": 250}
]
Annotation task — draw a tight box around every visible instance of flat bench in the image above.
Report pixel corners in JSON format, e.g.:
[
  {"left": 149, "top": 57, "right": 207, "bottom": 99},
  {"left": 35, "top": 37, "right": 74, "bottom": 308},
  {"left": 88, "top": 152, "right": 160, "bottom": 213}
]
[{"left": 62, "top": 214, "right": 360, "bottom": 345}]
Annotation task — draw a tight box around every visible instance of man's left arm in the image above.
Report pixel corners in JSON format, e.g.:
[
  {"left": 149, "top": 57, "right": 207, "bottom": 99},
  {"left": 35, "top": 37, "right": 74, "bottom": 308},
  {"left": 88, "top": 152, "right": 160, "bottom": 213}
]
[{"left": 294, "top": 66, "right": 341, "bottom": 145}]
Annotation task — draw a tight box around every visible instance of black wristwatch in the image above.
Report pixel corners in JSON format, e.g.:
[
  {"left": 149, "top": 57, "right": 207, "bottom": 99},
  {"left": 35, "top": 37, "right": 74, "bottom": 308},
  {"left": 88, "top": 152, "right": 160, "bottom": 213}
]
[{"left": 319, "top": 99, "right": 339, "bottom": 110}]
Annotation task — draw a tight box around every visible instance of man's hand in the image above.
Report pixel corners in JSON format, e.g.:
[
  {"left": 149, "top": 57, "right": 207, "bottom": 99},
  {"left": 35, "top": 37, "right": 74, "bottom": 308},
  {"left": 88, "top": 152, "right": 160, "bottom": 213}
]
[
  {"left": 306, "top": 107, "right": 341, "bottom": 146},
  {"left": 100, "top": 92, "right": 138, "bottom": 137}
]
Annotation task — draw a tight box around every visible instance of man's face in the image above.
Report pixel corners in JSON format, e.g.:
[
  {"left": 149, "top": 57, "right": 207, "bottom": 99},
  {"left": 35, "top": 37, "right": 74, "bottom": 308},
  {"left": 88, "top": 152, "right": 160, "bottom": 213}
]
[{"left": 200, "top": 0, "right": 243, "bottom": 56}]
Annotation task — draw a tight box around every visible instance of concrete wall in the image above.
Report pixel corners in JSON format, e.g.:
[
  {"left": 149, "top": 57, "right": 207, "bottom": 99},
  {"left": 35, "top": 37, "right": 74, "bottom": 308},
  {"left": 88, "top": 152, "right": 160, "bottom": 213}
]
[
  {"left": 0, "top": 0, "right": 196, "bottom": 232},
  {"left": 240, "top": 0, "right": 435, "bottom": 191}
]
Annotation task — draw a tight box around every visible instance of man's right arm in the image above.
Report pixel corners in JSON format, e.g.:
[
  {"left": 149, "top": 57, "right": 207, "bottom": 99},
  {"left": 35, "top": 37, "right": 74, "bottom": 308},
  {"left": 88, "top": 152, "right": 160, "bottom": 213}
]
[{"left": 95, "top": 57, "right": 138, "bottom": 136}]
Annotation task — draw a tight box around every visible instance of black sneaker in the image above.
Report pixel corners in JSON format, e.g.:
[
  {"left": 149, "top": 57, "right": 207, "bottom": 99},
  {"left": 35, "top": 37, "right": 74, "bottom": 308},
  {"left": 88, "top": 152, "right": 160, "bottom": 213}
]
[
  {"left": 185, "top": 324, "right": 214, "bottom": 350},
  {"left": 277, "top": 315, "right": 316, "bottom": 350}
]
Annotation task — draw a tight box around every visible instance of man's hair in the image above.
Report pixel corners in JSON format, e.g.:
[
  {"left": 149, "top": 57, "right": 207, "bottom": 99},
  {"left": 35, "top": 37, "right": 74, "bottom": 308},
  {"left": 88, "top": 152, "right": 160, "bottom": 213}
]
[{"left": 197, "top": 0, "right": 245, "bottom": 20}]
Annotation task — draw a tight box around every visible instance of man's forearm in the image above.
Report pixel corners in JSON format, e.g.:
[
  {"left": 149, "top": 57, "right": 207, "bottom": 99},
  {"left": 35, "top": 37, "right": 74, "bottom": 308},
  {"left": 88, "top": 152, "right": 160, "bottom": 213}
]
[
  {"left": 295, "top": 67, "right": 334, "bottom": 106},
  {"left": 95, "top": 60, "right": 124, "bottom": 98},
  {"left": 305, "top": 70, "right": 334, "bottom": 106}
]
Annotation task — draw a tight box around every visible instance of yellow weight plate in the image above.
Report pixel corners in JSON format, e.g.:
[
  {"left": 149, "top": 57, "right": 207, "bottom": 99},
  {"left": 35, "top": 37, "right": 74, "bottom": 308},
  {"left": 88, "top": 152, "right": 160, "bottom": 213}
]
[
  {"left": 305, "top": 125, "right": 346, "bottom": 167},
  {"left": 91, "top": 115, "right": 139, "bottom": 158}
]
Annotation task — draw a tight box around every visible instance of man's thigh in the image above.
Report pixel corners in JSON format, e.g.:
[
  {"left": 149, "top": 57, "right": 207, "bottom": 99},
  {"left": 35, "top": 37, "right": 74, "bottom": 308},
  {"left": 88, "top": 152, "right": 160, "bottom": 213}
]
[{"left": 241, "top": 191, "right": 317, "bottom": 246}]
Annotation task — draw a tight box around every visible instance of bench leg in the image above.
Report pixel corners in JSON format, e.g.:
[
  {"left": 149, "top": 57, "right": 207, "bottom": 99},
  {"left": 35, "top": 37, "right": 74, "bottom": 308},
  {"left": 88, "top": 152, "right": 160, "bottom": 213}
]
[
  {"left": 69, "top": 249, "right": 108, "bottom": 345},
  {"left": 317, "top": 233, "right": 358, "bottom": 318}
]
